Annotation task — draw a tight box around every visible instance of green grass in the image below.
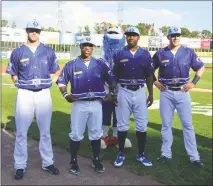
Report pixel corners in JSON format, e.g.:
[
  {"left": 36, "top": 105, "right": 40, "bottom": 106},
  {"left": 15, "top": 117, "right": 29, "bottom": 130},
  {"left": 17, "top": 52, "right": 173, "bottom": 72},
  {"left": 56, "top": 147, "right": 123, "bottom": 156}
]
[{"left": 1, "top": 75, "right": 212, "bottom": 185}]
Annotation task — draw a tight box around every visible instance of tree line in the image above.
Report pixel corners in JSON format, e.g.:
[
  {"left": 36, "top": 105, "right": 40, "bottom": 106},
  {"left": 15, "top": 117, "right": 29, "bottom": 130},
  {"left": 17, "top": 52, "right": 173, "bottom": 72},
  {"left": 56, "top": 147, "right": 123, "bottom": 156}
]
[{"left": 1, "top": 19, "right": 212, "bottom": 38}]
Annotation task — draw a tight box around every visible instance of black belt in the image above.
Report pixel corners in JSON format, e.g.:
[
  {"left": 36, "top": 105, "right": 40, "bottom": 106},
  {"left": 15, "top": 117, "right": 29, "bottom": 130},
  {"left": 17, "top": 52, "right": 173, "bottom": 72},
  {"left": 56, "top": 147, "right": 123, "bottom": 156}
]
[
  {"left": 121, "top": 84, "right": 143, "bottom": 91},
  {"left": 81, "top": 98, "right": 101, "bottom": 101},
  {"left": 164, "top": 84, "right": 184, "bottom": 91},
  {"left": 167, "top": 87, "right": 181, "bottom": 91},
  {"left": 27, "top": 89, "right": 43, "bottom": 92}
]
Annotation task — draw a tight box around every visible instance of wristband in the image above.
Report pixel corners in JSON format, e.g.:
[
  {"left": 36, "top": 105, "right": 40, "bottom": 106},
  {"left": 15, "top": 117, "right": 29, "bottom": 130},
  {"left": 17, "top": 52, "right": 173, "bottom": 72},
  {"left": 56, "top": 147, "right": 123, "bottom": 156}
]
[
  {"left": 192, "top": 75, "right": 200, "bottom": 85},
  {"left": 64, "top": 93, "right": 69, "bottom": 98},
  {"left": 62, "top": 91, "right": 68, "bottom": 98}
]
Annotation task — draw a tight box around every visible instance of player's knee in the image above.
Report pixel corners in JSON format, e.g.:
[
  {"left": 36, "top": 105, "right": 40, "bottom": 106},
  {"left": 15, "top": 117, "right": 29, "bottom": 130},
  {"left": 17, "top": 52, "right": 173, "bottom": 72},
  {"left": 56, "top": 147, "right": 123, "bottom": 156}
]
[
  {"left": 117, "top": 123, "right": 129, "bottom": 131},
  {"left": 135, "top": 125, "right": 147, "bottom": 132},
  {"left": 69, "top": 134, "right": 84, "bottom": 141},
  {"left": 88, "top": 129, "right": 103, "bottom": 140}
]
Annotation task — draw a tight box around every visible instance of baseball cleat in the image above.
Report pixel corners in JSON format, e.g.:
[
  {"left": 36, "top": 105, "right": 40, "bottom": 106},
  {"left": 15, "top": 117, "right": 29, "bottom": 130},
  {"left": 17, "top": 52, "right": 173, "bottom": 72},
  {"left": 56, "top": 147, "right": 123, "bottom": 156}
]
[
  {"left": 114, "top": 151, "right": 125, "bottom": 167},
  {"left": 190, "top": 160, "right": 204, "bottom": 168},
  {"left": 157, "top": 155, "right": 172, "bottom": 163},
  {"left": 137, "top": 153, "right": 153, "bottom": 167},
  {"left": 42, "top": 164, "right": 60, "bottom": 175},
  {"left": 69, "top": 160, "right": 80, "bottom": 175},
  {"left": 92, "top": 158, "right": 105, "bottom": 173},
  {"left": 14, "top": 169, "right": 25, "bottom": 180}
]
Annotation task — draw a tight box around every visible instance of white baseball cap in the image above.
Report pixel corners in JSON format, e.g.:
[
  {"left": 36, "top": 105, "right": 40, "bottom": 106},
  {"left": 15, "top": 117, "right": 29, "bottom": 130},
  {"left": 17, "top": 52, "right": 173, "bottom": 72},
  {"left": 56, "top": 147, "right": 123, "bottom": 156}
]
[
  {"left": 80, "top": 36, "right": 95, "bottom": 46},
  {"left": 167, "top": 26, "right": 182, "bottom": 36},
  {"left": 26, "top": 19, "right": 41, "bottom": 30},
  {"left": 125, "top": 26, "right": 140, "bottom": 36}
]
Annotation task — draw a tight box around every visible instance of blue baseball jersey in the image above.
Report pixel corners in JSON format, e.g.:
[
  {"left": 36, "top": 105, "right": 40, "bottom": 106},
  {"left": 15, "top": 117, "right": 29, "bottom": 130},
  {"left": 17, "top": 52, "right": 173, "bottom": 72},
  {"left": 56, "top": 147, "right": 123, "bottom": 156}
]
[
  {"left": 57, "top": 57, "right": 115, "bottom": 99},
  {"left": 6, "top": 43, "right": 59, "bottom": 90},
  {"left": 152, "top": 46, "right": 204, "bottom": 84},
  {"left": 113, "top": 47, "right": 154, "bottom": 85}
]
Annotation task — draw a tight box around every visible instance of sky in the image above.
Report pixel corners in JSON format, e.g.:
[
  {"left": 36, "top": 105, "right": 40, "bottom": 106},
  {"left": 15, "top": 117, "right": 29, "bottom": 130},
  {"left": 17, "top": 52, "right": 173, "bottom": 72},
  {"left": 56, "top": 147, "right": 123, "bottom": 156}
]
[{"left": 2, "top": 1, "right": 212, "bottom": 33}]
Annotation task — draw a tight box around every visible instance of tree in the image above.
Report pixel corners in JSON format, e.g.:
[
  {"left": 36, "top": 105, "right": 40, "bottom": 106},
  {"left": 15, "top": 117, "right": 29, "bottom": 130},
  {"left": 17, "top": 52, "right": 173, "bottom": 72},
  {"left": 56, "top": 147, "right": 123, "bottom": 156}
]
[
  {"left": 190, "top": 31, "right": 201, "bottom": 38},
  {"left": 201, "top": 30, "right": 212, "bottom": 38},
  {"left": 180, "top": 27, "right": 191, "bottom": 37},
  {"left": 135, "top": 23, "right": 154, "bottom": 36},
  {"left": 78, "top": 26, "right": 83, "bottom": 34},
  {"left": 159, "top": 26, "right": 170, "bottom": 36},
  {"left": 11, "top": 21, "right": 16, "bottom": 28},
  {"left": 121, "top": 24, "right": 133, "bottom": 32},
  {"left": 93, "top": 23, "right": 104, "bottom": 34},
  {"left": 1, "top": 19, "right": 9, "bottom": 27},
  {"left": 83, "top": 25, "right": 90, "bottom": 34}
]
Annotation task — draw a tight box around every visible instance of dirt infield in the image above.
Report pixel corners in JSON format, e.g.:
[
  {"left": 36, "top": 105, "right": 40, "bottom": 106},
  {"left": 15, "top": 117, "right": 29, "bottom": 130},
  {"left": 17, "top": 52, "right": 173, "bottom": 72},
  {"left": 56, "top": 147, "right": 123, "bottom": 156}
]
[{"left": 1, "top": 129, "right": 162, "bottom": 185}]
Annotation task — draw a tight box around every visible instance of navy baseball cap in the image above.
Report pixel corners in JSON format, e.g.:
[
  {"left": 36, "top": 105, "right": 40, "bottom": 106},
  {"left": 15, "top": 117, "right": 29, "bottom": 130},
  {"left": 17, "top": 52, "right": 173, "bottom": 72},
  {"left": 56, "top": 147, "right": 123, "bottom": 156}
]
[
  {"left": 125, "top": 26, "right": 140, "bottom": 36},
  {"left": 26, "top": 19, "right": 41, "bottom": 30},
  {"left": 80, "top": 36, "right": 95, "bottom": 46},
  {"left": 167, "top": 26, "right": 182, "bottom": 36}
]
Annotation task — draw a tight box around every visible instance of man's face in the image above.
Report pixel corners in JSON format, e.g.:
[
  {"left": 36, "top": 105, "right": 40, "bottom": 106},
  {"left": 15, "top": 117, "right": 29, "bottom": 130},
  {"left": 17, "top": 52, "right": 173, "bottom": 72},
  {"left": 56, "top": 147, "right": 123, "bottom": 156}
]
[
  {"left": 80, "top": 43, "right": 94, "bottom": 58},
  {"left": 26, "top": 28, "right": 41, "bottom": 43},
  {"left": 168, "top": 34, "right": 181, "bottom": 47},
  {"left": 126, "top": 33, "right": 140, "bottom": 48}
]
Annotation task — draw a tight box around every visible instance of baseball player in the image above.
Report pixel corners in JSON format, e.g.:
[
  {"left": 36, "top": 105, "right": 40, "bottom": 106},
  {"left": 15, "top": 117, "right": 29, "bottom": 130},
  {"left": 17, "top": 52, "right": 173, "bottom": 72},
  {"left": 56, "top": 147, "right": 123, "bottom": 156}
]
[
  {"left": 6, "top": 20, "right": 60, "bottom": 180},
  {"left": 152, "top": 26, "right": 205, "bottom": 168},
  {"left": 56, "top": 37, "right": 115, "bottom": 175},
  {"left": 100, "top": 24, "right": 132, "bottom": 149},
  {"left": 113, "top": 27, "right": 154, "bottom": 167}
]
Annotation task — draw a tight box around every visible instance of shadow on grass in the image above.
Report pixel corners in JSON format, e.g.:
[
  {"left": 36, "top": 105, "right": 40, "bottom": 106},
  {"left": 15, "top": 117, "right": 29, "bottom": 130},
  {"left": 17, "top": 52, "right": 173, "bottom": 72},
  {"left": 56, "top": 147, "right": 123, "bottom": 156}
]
[{"left": 2, "top": 111, "right": 212, "bottom": 185}]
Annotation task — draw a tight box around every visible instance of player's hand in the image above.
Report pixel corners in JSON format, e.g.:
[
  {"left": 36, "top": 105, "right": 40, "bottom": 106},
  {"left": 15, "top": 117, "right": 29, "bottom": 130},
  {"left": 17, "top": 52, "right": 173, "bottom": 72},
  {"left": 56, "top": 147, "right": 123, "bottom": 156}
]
[
  {"left": 112, "top": 95, "right": 118, "bottom": 106},
  {"left": 103, "top": 93, "right": 112, "bottom": 102},
  {"left": 65, "top": 94, "right": 77, "bottom": 103},
  {"left": 146, "top": 94, "right": 153, "bottom": 107},
  {"left": 154, "top": 81, "right": 166, "bottom": 91},
  {"left": 182, "top": 82, "right": 195, "bottom": 92}
]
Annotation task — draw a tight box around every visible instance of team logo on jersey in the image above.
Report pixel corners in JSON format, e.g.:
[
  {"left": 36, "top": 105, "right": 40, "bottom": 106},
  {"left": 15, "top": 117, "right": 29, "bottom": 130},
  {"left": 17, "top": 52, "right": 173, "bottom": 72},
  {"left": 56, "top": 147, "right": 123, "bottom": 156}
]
[
  {"left": 108, "top": 70, "right": 113, "bottom": 76},
  {"left": 196, "top": 57, "right": 202, "bottom": 62},
  {"left": 130, "top": 79, "right": 137, "bottom": 85},
  {"left": 172, "top": 78, "right": 179, "bottom": 84},
  {"left": 20, "top": 58, "right": 29, "bottom": 62},
  {"left": 120, "top": 59, "right": 128, "bottom": 62},
  {"left": 7, "top": 63, "right": 12, "bottom": 71},
  {"left": 74, "top": 71, "right": 83, "bottom": 75},
  {"left": 33, "top": 21, "right": 39, "bottom": 27},
  {"left": 162, "top": 59, "right": 169, "bottom": 63},
  {"left": 87, "top": 92, "right": 95, "bottom": 98}
]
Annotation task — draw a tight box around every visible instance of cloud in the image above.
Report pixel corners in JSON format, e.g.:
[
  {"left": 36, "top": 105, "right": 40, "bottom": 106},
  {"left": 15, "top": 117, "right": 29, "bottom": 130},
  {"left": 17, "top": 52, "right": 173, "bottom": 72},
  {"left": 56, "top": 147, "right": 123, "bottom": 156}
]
[{"left": 122, "top": 7, "right": 182, "bottom": 29}]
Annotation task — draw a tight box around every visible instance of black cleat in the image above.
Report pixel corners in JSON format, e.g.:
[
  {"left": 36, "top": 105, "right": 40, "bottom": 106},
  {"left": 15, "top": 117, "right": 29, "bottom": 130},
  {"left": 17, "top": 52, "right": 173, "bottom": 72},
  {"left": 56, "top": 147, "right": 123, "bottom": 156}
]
[
  {"left": 92, "top": 158, "right": 105, "bottom": 173},
  {"left": 42, "top": 164, "right": 60, "bottom": 175},
  {"left": 190, "top": 160, "right": 204, "bottom": 168},
  {"left": 157, "top": 155, "right": 172, "bottom": 163},
  {"left": 69, "top": 160, "right": 80, "bottom": 175},
  {"left": 14, "top": 169, "right": 25, "bottom": 180}
]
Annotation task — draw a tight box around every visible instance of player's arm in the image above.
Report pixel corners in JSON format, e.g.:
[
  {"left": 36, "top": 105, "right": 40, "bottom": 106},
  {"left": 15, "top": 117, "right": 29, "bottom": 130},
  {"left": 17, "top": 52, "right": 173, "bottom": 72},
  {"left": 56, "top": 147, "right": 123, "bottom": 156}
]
[
  {"left": 56, "top": 63, "right": 77, "bottom": 103},
  {"left": 182, "top": 51, "right": 205, "bottom": 92},
  {"left": 6, "top": 50, "right": 19, "bottom": 84},
  {"left": 152, "top": 52, "right": 166, "bottom": 91},
  {"left": 48, "top": 48, "right": 61, "bottom": 82},
  {"left": 145, "top": 53, "right": 154, "bottom": 107}
]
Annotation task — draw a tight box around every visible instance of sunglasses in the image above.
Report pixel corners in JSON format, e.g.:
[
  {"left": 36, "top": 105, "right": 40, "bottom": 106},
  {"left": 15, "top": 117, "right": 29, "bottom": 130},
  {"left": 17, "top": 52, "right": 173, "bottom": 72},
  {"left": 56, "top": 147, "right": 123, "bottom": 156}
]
[
  {"left": 170, "top": 34, "right": 181, "bottom": 38},
  {"left": 26, "top": 28, "right": 41, "bottom": 34}
]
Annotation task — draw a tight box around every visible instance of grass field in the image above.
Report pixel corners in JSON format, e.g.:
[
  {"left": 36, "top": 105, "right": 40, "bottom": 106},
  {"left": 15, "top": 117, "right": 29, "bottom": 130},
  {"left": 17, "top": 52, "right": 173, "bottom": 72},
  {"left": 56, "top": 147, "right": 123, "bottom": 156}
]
[{"left": 1, "top": 72, "right": 212, "bottom": 185}]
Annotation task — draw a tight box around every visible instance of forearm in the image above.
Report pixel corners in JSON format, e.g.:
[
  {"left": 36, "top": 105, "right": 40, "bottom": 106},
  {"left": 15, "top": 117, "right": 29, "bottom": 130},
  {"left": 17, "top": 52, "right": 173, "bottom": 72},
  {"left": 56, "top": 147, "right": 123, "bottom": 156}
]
[
  {"left": 109, "top": 81, "right": 117, "bottom": 94},
  {"left": 11, "top": 75, "right": 18, "bottom": 83},
  {"left": 59, "top": 85, "right": 69, "bottom": 98},
  {"left": 146, "top": 75, "right": 154, "bottom": 95},
  {"left": 192, "top": 66, "right": 205, "bottom": 85}
]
